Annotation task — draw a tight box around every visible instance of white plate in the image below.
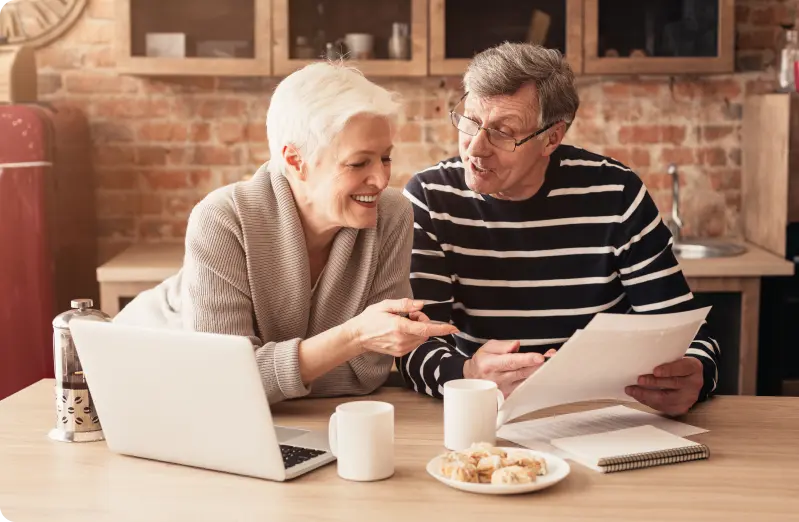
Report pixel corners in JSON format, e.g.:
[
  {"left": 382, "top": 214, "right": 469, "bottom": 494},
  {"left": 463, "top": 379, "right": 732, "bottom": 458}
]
[{"left": 426, "top": 447, "right": 571, "bottom": 495}]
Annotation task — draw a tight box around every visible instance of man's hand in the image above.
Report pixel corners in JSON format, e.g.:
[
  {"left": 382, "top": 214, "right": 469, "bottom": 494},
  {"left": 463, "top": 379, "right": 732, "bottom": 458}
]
[
  {"left": 625, "top": 357, "right": 704, "bottom": 416},
  {"left": 463, "top": 340, "right": 555, "bottom": 398}
]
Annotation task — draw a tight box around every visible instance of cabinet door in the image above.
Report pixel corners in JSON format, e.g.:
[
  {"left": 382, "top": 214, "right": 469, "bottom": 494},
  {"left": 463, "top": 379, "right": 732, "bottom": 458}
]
[
  {"left": 583, "top": 0, "right": 734, "bottom": 75},
  {"left": 272, "top": 0, "right": 428, "bottom": 76},
  {"left": 429, "top": 0, "right": 583, "bottom": 76},
  {"left": 115, "top": 0, "right": 272, "bottom": 76}
]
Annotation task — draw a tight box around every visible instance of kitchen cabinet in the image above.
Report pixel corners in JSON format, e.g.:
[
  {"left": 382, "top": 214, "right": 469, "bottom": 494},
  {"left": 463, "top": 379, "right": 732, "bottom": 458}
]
[
  {"left": 582, "top": 0, "right": 735, "bottom": 75},
  {"left": 428, "top": 0, "right": 583, "bottom": 76},
  {"left": 272, "top": 0, "right": 428, "bottom": 76},
  {"left": 114, "top": 0, "right": 272, "bottom": 76}
]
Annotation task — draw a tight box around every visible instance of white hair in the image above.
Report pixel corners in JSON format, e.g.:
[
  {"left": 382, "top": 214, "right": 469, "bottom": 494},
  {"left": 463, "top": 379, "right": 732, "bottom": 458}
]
[{"left": 266, "top": 62, "right": 401, "bottom": 175}]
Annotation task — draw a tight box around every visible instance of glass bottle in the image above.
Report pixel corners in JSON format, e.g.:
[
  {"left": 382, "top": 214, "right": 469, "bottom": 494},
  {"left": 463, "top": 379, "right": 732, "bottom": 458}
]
[{"left": 778, "top": 25, "right": 799, "bottom": 92}]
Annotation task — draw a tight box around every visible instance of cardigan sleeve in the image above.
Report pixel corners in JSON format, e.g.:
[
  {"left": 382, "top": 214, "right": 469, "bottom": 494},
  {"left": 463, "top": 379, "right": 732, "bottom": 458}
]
[{"left": 180, "top": 200, "right": 313, "bottom": 403}]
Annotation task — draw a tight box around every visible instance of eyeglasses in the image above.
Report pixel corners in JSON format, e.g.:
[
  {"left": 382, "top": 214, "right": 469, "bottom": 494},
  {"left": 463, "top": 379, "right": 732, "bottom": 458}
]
[{"left": 449, "top": 92, "right": 557, "bottom": 152}]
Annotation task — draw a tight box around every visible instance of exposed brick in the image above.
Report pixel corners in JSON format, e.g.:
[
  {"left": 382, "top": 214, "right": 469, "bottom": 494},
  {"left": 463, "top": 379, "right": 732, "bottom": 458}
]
[
  {"left": 136, "top": 146, "right": 169, "bottom": 166},
  {"left": 426, "top": 122, "right": 457, "bottom": 144},
  {"left": 95, "top": 99, "right": 171, "bottom": 119},
  {"left": 738, "top": 28, "right": 780, "bottom": 50},
  {"left": 37, "top": 47, "right": 83, "bottom": 69},
  {"left": 571, "top": 121, "right": 608, "bottom": 145},
  {"left": 138, "top": 219, "right": 188, "bottom": 240},
  {"left": 95, "top": 170, "right": 139, "bottom": 190},
  {"left": 701, "top": 125, "right": 735, "bottom": 142},
  {"left": 82, "top": 47, "right": 116, "bottom": 68},
  {"left": 142, "top": 171, "right": 191, "bottom": 190},
  {"left": 247, "top": 122, "right": 267, "bottom": 142},
  {"left": 698, "top": 147, "right": 728, "bottom": 167},
  {"left": 216, "top": 122, "right": 247, "bottom": 144},
  {"left": 745, "top": 78, "right": 778, "bottom": 94},
  {"left": 92, "top": 122, "right": 135, "bottom": 143},
  {"left": 64, "top": 73, "right": 138, "bottom": 94},
  {"left": 735, "top": 5, "right": 750, "bottom": 23},
  {"left": 141, "top": 194, "right": 163, "bottom": 215},
  {"left": 728, "top": 148, "right": 742, "bottom": 167},
  {"left": 190, "top": 170, "right": 215, "bottom": 190},
  {"left": 397, "top": 122, "right": 422, "bottom": 142},
  {"left": 191, "top": 122, "right": 212, "bottom": 142},
  {"left": 96, "top": 193, "right": 140, "bottom": 217},
  {"left": 660, "top": 148, "right": 696, "bottom": 165},
  {"left": 750, "top": 4, "right": 795, "bottom": 26},
  {"left": 37, "top": 73, "right": 63, "bottom": 96},
  {"left": 93, "top": 146, "right": 136, "bottom": 166},
  {"left": 73, "top": 21, "right": 115, "bottom": 44},
  {"left": 601, "top": 100, "right": 644, "bottom": 122},
  {"left": 164, "top": 195, "right": 203, "bottom": 214},
  {"left": 138, "top": 122, "right": 190, "bottom": 142},
  {"left": 197, "top": 99, "right": 248, "bottom": 118},
  {"left": 98, "top": 218, "right": 136, "bottom": 240},
  {"left": 641, "top": 173, "right": 672, "bottom": 191},
  {"left": 709, "top": 169, "right": 742, "bottom": 191},
  {"left": 604, "top": 148, "right": 650, "bottom": 168},
  {"left": 248, "top": 143, "right": 271, "bottom": 165},
  {"left": 618, "top": 125, "right": 685, "bottom": 145},
  {"left": 194, "top": 146, "right": 240, "bottom": 165},
  {"left": 142, "top": 77, "right": 216, "bottom": 95}
]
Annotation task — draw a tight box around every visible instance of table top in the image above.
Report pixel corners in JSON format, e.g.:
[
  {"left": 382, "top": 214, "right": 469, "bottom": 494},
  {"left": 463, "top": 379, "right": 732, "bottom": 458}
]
[
  {"left": 2, "top": 380, "right": 798, "bottom": 522},
  {"left": 96, "top": 241, "right": 794, "bottom": 284}
]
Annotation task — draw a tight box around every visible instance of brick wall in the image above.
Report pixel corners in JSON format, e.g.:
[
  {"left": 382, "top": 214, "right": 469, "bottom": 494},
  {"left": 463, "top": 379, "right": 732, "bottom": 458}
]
[{"left": 31, "top": 0, "right": 797, "bottom": 261}]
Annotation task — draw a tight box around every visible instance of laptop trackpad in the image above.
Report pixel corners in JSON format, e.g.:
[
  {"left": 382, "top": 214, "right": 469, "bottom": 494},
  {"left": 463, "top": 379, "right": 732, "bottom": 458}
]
[{"left": 274, "top": 426, "right": 310, "bottom": 444}]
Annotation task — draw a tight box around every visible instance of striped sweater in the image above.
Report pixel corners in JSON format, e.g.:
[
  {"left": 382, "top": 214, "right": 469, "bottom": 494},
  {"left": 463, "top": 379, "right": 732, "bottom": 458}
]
[{"left": 397, "top": 145, "right": 719, "bottom": 402}]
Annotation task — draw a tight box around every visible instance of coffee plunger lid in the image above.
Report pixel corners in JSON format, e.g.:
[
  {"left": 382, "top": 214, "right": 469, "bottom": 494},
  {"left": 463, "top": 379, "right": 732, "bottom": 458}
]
[{"left": 53, "top": 298, "right": 111, "bottom": 328}]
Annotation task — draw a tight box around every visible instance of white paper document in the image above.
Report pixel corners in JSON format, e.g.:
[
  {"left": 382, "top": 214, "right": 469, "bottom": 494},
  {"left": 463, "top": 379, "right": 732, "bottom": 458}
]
[
  {"left": 496, "top": 307, "right": 711, "bottom": 425},
  {"left": 496, "top": 405, "right": 708, "bottom": 458}
]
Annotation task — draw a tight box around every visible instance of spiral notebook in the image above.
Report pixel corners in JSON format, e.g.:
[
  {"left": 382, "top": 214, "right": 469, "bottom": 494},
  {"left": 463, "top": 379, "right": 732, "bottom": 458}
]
[{"left": 551, "top": 425, "right": 709, "bottom": 473}]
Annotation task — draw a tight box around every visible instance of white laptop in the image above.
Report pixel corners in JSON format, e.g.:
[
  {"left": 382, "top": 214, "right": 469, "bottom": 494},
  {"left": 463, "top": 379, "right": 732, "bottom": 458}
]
[{"left": 68, "top": 320, "right": 336, "bottom": 481}]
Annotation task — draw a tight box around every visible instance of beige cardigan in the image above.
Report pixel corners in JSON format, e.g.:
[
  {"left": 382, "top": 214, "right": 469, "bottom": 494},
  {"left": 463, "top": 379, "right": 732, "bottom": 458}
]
[{"left": 115, "top": 163, "right": 414, "bottom": 403}]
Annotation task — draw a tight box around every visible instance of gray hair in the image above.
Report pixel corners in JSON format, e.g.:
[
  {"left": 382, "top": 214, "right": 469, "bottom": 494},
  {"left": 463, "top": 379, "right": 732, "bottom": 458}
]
[{"left": 463, "top": 42, "right": 580, "bottom": 130}]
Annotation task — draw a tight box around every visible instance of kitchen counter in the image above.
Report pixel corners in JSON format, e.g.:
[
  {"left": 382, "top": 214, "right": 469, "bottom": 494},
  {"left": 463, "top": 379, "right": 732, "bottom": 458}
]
[
  {"left": 96, "top": 241, "right": 794, "bottom": 286},
  {"left": 678, "top": 241, "right": 794, "bottom": 278},
  {"left": 96, "top": 240, "right": 794, "bottom": 396}
]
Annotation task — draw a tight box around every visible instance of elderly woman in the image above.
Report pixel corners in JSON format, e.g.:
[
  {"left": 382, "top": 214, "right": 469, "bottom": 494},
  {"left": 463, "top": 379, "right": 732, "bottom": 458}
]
[{"left": 115, "top": 63, "right": 457, "bottom": 403}]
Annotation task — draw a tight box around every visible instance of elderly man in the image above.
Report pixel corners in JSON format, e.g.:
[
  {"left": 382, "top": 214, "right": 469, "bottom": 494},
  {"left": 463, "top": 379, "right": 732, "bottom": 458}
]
[{"left": 398, "top": 43, "right": 719, "bottom": 416}]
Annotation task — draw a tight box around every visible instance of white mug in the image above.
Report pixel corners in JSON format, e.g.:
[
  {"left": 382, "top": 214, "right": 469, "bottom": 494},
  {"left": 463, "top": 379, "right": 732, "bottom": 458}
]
[
  {"left": 328, "top": 401, "right": 394, "bottom": 481},
  {"left": 443, "top": 379, "right": 504, "bottom": 451},
  {"left": 345, "top": 33, "right": 374, "bottom": 60}
]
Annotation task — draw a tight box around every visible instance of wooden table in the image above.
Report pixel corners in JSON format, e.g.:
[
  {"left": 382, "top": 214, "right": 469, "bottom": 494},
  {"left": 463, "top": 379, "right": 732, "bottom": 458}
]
[{"left": 1, "top": 380, "right": 798, "bottom": 522}]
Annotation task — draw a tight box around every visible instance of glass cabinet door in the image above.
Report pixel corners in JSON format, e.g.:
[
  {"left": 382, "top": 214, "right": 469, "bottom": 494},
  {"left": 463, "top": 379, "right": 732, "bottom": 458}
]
[
  {"left": 430, "top": 0, "right": 583, "bottom": 76},
  {"left": 583, "top": 0, "right": 734, "bottom": 75},
  {"left": 273, "top": 0, "right": 428, "bottom": 76}
]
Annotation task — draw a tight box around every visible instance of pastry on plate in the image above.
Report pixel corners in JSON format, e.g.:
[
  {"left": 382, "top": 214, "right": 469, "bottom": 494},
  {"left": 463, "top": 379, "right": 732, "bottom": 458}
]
[
  {"left": 490, "top": 465, "right": 538, "bottom": 485},
  {"left": 440, "top": 459, "right": 479, "bottom": 483},
  {"left": 505, "top": 453, "right": 548, "bottom": 476}
]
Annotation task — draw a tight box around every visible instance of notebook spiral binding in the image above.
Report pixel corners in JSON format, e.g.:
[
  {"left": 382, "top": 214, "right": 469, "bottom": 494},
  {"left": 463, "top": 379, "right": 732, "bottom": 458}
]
[{"left": 598, "top": 445, "right": 710, "bottom": 473}]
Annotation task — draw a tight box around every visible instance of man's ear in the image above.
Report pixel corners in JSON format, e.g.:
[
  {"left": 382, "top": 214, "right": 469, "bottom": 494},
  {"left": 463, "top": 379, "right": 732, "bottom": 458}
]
[
  {"left": 542, "top": 122, "right": 567, "bottom": 157},
  {"left": 282, "top": 145, "right": 307, "bottom": 181}
]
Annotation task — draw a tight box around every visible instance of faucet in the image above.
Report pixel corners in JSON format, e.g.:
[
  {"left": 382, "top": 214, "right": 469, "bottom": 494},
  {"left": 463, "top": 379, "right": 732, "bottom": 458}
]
[{"left": 665, "top": 163, "right": 683, "bottom": 241}]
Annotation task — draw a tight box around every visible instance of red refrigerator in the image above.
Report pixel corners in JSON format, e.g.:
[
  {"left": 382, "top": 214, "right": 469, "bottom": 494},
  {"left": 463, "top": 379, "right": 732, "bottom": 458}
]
[{"left": 0, "top": 104, "right": 98, "bottom": 400}]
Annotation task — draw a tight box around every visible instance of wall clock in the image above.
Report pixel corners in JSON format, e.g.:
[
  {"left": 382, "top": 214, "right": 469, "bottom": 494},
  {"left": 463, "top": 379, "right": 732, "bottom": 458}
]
[{"left": 0, "top": 0, "right": 87, "bottom": 48}]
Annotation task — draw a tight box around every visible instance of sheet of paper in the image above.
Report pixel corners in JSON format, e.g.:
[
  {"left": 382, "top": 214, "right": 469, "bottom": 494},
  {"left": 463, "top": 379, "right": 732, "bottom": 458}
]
[
  {"left": 496, "top": 405, "right": 708, "bottom": 462},
  {"left": 584, "top": 307, "right": 711, "bottom": 331},
  {"left": 550, "top": 425, "right": 704, "bottom": 471},
  {"left": 497, "top": 312, "right": 708, "bottom": 425}
]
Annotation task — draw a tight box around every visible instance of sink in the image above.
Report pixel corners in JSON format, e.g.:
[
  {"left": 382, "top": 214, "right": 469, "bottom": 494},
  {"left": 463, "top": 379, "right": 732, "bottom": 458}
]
[{"left": 672, "top": 239, "right": 747, "bottom": 259}]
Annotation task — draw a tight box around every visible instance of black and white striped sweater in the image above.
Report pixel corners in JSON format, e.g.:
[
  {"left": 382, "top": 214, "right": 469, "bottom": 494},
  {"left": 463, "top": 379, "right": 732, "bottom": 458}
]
[{"left": 397, "top": 144, "right": 719, "bottom": 402}]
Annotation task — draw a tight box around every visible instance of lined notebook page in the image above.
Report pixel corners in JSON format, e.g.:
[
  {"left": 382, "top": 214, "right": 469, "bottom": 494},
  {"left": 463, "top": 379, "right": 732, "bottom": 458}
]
[{"left": 551, "top": 425, "right": 707, "bottom": 472}]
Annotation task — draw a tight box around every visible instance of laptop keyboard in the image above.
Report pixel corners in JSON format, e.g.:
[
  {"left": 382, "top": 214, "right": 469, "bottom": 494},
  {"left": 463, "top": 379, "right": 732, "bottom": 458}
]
[{"left": 280, "top": 445, "right": 326, "bottom": 469}]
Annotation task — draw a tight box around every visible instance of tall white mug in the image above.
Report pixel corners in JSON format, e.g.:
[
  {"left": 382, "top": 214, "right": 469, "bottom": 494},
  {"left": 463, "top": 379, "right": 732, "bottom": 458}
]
[
  {"left": 443, "top": 379, "right": 504, "bottom": 451},
  {"left": 345, "top": 33, "right": 374, "bottom": 59},
  {"left": 328, "top": 401, "right": 394, "bottom": 481}
]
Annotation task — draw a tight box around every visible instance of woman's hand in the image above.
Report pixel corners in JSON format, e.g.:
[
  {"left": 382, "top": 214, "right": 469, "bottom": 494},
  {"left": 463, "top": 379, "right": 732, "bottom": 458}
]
[{"left": 345, "top": 299, "right": 459, "bottom": 357}]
